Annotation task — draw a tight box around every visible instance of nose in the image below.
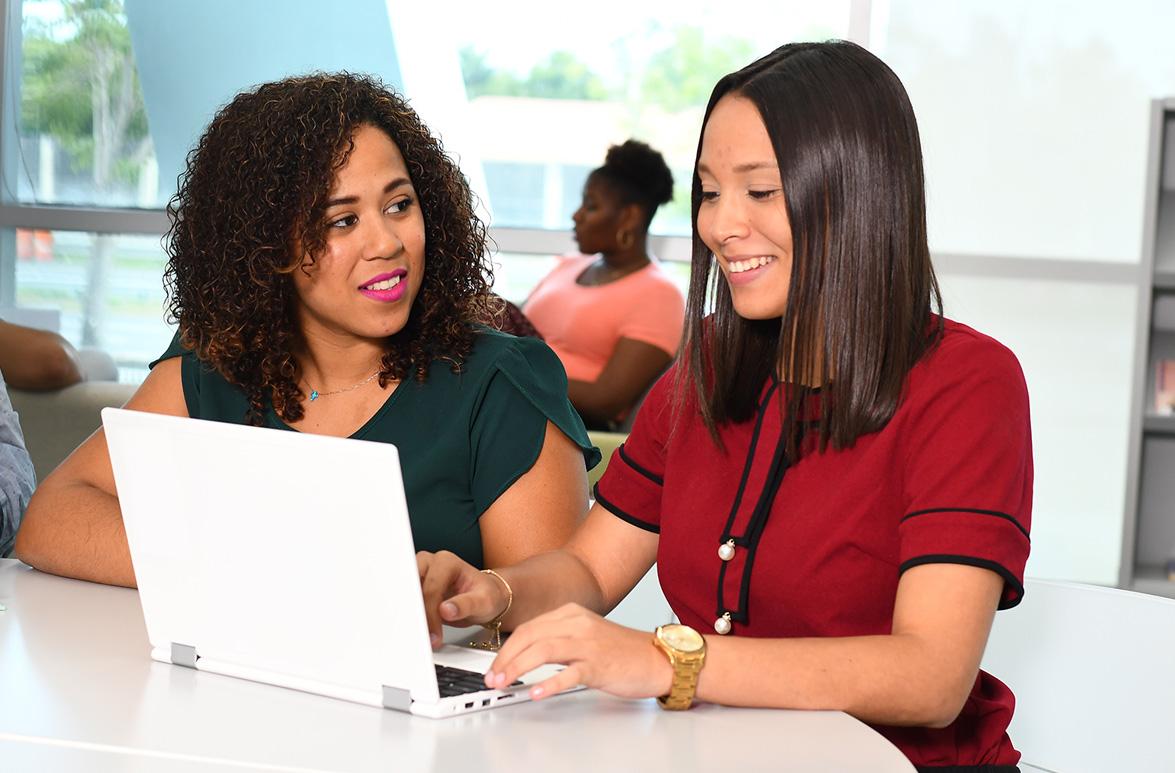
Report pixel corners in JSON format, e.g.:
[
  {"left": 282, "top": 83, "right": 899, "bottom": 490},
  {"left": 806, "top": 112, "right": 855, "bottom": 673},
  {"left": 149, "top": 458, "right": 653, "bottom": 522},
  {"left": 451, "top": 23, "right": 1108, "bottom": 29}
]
[
  {"left": 707, "top": 195, "right": 750, "bottom": 246},
  {"left": 572, "top": 207, "right": 584, "bottom": 226},
  {"left": 365, "top": 214, "right": 404, "bottom": 260}
]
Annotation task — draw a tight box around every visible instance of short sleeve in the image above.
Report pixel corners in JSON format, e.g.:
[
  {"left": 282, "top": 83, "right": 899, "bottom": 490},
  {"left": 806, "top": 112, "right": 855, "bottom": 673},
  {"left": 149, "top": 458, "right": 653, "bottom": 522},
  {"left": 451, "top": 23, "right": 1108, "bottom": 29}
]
[
  {"left": 592, "top": 365, "right": 678, "bottom": 533},
  {"left": 898, "top": 336, "right": 1033, "bottom": 609},
  {"left": 0, "top": 372, "right": 35, "bottom": 556},
  {"left": 469, "top": 336, "right": 600, "bottom": 516},
  {"left": 147, "top": 331, "right": 245, "bottom": 422},
  {"left": 617, "top": 277, "right": 685, "bottom": 356},
  {"left": 150, "top": 331, "right": 187, "bottom": 367}
]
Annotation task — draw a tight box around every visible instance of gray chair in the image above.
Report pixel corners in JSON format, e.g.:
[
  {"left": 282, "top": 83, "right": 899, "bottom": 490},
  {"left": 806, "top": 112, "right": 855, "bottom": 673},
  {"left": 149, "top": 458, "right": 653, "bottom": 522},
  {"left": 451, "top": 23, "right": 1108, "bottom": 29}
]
[
  {"left": 10, "top": 380, "right": 136, "bottom": 481},
  {"left": 980, "top": 578, "right": 1175, "bottom": 772}
]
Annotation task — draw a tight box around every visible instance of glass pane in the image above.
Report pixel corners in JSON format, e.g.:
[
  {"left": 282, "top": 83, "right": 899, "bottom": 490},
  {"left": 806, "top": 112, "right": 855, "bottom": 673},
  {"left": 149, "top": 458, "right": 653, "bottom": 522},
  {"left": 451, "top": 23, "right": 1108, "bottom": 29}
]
[
  {"left": 14, "top": 0, "right": 849, "bottom": 220},
  {"left": 456, "top": 1, "right": 850, "bottom": 235},
  {"left": 18, "top": 1, "right": 159, "bottom": 208},
  {"left": 14, "top": 228, "right": 174, "bottom": 381},
  {"left": 878, "top": 1, "right": 1175, "bottom": 263},
  {"left": 492, "top": 252, "right": 560, "bottom": 306}
]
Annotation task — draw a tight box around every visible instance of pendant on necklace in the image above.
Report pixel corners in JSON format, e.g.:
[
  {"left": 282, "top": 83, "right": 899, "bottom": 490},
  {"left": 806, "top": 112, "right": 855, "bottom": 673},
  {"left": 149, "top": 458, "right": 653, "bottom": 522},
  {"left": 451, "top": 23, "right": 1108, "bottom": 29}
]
[{"left": 309, "top": 390, "right": 319, "bottom": 401}]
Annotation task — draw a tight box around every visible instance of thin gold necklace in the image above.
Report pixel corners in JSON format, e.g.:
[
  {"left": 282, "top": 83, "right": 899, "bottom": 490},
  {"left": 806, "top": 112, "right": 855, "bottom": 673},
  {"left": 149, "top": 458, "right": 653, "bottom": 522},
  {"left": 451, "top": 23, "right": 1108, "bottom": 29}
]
[{"left": 305, "top": 370, "right": 380, "bottom": 402}]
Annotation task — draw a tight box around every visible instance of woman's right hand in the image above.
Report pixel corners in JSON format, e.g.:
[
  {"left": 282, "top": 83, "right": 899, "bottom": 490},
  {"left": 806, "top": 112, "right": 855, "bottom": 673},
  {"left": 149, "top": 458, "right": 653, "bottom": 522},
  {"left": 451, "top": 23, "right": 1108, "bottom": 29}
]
[{"left": 416, "top": 550, "right": 510, "bottom": 648}]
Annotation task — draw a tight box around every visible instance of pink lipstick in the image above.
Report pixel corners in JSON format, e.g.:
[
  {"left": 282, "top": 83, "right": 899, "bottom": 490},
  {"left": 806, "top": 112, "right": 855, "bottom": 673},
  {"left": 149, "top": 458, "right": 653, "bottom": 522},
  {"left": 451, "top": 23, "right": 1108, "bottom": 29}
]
[{"left": 358, "top": 269, "right": 408, "bottom": 303}]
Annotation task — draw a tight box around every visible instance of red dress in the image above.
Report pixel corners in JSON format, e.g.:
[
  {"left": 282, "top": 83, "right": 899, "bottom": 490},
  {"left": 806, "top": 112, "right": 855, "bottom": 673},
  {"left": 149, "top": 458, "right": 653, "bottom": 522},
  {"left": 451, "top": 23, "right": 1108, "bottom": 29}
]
[{"left": 594, "top": 318, "right": 1032, "bottom": 768}]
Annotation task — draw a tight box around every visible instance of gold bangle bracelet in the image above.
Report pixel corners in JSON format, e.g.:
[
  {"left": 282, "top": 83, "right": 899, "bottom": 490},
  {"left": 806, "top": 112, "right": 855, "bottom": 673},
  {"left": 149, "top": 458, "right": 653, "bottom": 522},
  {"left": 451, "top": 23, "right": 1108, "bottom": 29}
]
[{"left": 477, "top": 569, "right": 513, "bottom": 651}]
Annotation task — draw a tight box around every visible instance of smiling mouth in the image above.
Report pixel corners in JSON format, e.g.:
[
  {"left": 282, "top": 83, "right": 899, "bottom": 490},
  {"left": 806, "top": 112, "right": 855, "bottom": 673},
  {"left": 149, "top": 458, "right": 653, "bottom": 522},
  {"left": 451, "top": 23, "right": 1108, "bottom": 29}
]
[
  {"left": 728, "top": 256, "right": 776, "bottom": 273},
  {"left": 360, "top": 275, "right": 402, "bottom": 291}
]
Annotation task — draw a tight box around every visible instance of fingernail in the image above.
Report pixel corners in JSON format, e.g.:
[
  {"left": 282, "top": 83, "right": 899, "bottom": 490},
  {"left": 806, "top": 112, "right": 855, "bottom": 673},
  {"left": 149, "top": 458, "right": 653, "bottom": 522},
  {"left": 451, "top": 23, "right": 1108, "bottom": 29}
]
[
  {"left": 531, "top": 686, "right": 545, "bottom": 699},
  {"left": 484, "top": 670, "right": 496, "bottom": 686},
  {"left": 496, "top": 672, "right": 508, "bottom": 688},
  {"left": 440, "top": 602, "right": 458, "bottom": 618},
  {"left": 430, "top": 633, "right": 440, "bottom": 646}
]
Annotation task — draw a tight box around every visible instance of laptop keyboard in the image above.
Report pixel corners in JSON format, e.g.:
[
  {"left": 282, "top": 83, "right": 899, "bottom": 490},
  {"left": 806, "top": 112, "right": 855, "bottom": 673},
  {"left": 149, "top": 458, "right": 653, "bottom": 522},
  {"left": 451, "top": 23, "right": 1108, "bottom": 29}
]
[{"left": 435, "top": 665, "right": 523, "bottom": 698}]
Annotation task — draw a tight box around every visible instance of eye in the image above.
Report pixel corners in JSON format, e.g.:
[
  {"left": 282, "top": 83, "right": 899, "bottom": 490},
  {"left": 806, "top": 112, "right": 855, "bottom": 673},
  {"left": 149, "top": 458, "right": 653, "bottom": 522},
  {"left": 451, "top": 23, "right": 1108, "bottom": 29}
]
[
  {"left": 748, "top": 189, "right": 780, "bottom": 201},
  {"left": 700, "top": 190, "right": 719, "bottom": 203},
  {"left": 386, "top": 196, "right": 414, "bottom": 215},
  {"left": 328, "top": 214, "right": 357, "bottom": 229}
]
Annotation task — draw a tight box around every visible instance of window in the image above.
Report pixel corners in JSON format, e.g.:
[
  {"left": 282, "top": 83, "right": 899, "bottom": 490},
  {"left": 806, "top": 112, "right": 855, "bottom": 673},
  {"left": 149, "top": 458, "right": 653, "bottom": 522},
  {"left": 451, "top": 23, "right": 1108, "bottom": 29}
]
[{"left": 0, "top": 0, "right": 852, "bottom": 375}]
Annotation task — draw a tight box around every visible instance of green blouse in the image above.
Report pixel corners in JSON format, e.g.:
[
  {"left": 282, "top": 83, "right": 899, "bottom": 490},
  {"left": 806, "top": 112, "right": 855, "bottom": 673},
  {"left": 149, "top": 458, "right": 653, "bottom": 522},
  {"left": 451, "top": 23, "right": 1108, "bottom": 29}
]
[{"left": 152, "top": 329, "right": 599, "bottom": 568}]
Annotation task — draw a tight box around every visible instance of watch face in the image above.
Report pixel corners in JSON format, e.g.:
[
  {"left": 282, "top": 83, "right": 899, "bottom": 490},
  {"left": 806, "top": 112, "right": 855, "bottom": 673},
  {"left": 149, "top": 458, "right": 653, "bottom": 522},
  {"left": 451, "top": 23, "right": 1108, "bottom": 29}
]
[{"left": 660, "top": 624, "right": 704, "bottom": 652}]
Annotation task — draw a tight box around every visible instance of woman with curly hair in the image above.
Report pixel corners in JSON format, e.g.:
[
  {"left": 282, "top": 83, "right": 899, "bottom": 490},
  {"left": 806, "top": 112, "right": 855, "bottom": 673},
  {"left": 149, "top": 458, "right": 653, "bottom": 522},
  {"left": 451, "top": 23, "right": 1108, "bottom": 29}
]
[{"left": 15, "top": 73, "right": 598, "bottom": 588}]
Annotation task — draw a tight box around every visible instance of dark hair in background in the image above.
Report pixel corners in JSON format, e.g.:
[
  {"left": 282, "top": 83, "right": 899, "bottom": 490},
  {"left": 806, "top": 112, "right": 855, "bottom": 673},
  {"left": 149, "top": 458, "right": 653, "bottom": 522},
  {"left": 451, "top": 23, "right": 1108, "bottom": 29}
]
[
  {"left": 163, "top": 72, "right": 494, "bottom": 424},
  {"left": 591, "top": 139, "right": 674, "bottom": 229},
  {"left": 679, "top": 40, "right": 943, "bottom": 452}
]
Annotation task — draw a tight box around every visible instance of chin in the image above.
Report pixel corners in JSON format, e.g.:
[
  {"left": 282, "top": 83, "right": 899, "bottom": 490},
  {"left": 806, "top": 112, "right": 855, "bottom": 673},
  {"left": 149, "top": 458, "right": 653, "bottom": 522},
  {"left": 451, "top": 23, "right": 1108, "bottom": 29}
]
[{"left": 730, "top": 298, "right": 787, "bottom": 321}]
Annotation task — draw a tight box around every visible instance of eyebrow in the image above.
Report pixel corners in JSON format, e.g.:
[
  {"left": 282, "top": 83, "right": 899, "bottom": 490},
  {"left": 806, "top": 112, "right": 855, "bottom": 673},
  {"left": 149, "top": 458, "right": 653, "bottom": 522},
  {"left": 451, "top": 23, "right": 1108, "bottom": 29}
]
[
  {"left": 325, "top": 177, "right": 412, "bottom": 207},
  {"left": 697, "top": 161, "right": 780, "bottom": 175}
]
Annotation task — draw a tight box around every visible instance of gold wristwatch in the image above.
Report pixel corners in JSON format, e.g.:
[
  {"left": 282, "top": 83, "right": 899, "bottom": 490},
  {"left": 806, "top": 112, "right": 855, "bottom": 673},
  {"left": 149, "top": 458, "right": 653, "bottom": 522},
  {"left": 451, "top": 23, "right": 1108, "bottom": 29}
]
[{"left": 652, "top": 624, "right": 707, "bottom": 710}]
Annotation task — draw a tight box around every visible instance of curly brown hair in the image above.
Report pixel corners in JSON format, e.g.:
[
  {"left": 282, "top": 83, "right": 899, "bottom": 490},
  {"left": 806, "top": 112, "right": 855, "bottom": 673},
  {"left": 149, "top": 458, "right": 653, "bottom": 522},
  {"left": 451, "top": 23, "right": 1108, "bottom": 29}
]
[{"left": 163, "top": 72, "right": 495, "bottom": 424}]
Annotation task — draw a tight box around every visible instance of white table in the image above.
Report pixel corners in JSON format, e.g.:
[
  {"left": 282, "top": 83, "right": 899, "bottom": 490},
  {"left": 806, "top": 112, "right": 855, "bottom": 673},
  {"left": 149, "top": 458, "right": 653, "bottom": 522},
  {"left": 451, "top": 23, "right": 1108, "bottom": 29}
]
[{"left": 0, "top": 559, "right": 916, "bottom": 772}]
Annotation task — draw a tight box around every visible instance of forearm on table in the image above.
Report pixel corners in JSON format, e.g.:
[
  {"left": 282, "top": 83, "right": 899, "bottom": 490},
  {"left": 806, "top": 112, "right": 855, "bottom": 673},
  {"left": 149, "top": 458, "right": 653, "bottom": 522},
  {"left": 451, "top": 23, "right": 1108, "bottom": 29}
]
[
  {"left": 14, "top": 482, "right": 136, "bottom": 588},
  {"left": 495, "top": 549, "right": 608, "bottom": 630},
  {"left": 696, "top": 633, "right": 975, "bottom": 728}
]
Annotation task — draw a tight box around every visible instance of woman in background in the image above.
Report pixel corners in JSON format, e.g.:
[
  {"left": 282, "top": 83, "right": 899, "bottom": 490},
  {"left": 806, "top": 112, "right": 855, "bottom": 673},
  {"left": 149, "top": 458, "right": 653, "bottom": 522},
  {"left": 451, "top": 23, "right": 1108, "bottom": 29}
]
[
  {"left": 525, "top": 140, "right": 685, "bottom": 430},
  {"left": 422, "top": 42, "right": 1031, "bottom": 772},
  {"left": 16, "top": 73, "right": 596, "bottom": 587}
]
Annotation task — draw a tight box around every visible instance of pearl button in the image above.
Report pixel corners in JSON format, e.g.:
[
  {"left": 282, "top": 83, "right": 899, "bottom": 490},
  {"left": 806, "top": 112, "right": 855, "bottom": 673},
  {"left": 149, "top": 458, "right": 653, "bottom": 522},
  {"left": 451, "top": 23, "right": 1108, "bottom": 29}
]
[
  {"left": 718, "top": 539, "right": 736, "bottom": 561},
  {"left": 714, "top": 613, "right": 732, "bottom": 635}
]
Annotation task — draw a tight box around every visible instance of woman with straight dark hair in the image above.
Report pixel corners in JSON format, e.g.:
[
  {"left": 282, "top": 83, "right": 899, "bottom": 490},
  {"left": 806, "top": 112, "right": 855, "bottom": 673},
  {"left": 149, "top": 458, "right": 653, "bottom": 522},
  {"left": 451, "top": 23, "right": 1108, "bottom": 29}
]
[{"left": 419, "top": 41, "right": 1031, "bottom": 772}]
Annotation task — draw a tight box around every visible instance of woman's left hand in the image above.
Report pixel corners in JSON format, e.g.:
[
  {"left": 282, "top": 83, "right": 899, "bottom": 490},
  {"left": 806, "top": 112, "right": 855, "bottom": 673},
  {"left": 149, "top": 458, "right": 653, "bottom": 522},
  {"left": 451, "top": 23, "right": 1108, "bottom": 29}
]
[{"left": 484, "top": 603, "right": 674, "bottom": 701}]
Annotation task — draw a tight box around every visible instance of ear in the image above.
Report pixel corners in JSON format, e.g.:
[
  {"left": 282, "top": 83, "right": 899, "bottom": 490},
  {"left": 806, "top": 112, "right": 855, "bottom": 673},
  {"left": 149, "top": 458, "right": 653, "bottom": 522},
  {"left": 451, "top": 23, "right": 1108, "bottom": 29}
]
[{"left": 619, "top": 203, "right": 646, "bottom": 233}]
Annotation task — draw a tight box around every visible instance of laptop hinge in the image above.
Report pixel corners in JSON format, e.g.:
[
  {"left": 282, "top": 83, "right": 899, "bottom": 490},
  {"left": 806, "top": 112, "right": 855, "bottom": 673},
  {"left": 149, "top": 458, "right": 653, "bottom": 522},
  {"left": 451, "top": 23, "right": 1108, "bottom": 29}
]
[
  {"left": 171, "top": 643, "right": 198, "bottom": 669},
  {"left": 381, "top": 685, "right": 412, "bottom": 712}
]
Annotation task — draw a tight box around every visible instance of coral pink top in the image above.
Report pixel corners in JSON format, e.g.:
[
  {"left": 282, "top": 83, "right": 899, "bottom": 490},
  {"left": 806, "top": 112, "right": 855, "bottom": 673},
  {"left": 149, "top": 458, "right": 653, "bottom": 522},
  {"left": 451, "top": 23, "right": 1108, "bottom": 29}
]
[{"left": 524, "top": 254, "right": 685, "bottom": 383}]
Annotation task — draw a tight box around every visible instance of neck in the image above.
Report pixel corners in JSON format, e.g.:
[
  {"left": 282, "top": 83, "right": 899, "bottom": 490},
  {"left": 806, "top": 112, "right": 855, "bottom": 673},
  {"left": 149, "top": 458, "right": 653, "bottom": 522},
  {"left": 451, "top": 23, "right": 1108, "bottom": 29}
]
[
  {"left": 601, "top": 239, "right": 650, "bottom": 270},
  {"left": 298, "top": 334, "right": 387, "bottom": 391}
]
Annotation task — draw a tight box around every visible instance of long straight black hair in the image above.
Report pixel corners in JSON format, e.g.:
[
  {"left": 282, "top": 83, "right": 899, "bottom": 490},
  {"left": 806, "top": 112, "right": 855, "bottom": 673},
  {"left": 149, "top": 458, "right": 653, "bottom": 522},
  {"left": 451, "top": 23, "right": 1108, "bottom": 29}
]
[{"left": 679, "top": 41, "right": 943, "bottom": 452}]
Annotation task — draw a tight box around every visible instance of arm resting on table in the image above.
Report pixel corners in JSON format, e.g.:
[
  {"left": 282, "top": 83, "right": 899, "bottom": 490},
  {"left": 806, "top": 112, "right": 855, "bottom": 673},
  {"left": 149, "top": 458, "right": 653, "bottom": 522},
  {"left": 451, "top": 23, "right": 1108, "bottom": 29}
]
[{"left": 13, "top": 359, "right": 187, "bottom": 587}]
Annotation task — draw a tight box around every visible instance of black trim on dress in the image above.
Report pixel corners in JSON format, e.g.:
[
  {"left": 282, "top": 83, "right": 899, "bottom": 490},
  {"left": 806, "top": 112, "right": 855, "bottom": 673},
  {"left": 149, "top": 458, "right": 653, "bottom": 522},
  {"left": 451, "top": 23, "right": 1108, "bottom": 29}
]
[
  {"left": 715, "top": 382, "right": 790, "bottom": 628},
  {"left": 902, "top": 508, "right": 1030, "bottom": 541},
  {"left": 594, "top": 485, "right": 660, "bottom": 534},
  {"left": 899, "top": 554, "right": 1025, "bottom": 610},
  {"left": 617, "top": 443, "right": 663, "bottom": 485}
]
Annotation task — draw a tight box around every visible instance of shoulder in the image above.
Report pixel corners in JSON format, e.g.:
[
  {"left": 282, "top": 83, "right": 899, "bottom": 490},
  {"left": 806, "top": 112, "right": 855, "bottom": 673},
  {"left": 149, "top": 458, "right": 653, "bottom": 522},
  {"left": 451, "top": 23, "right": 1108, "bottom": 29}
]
[
  {"left": 149, "top": 331, "right": 248, "bottom": 421},
  {"left": 453, "top": 327, "right": 566, "bottom": 385},
  {"left": 644, "top": 259, "right": 684, "bottom": 287},
  {"left": 548, "top": 253, "right": 593, "bottom": 279},
  {"left": 150, "top": 330, "right": 196, "bottom": 369},
  {"left": 630, "top": 261, "right": 685, "bottom": 306},
  {"left": 906, "top": 318, "right": 1028, "bottom": 408},
  {"left": 920, "top": 318, "right": 1024, "bottom": 381}
]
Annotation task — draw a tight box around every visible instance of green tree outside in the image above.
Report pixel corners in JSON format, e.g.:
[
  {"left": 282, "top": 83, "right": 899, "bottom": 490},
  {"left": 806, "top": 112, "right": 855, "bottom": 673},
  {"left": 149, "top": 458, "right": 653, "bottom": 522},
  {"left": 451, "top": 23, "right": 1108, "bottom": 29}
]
[
  {"left": 21, "top": 0, "right": 151, "bottom": 347},
  {"left": 461, "top": 46, "right": 608, "bottom": 101}
]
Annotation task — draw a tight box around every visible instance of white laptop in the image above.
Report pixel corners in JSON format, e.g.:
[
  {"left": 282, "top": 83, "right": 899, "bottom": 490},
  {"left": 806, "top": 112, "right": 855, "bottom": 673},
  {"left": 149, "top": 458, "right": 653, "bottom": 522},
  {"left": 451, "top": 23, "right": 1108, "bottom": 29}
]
[{"left": 102, "top": 407, "right": 569, "bottom": 718}]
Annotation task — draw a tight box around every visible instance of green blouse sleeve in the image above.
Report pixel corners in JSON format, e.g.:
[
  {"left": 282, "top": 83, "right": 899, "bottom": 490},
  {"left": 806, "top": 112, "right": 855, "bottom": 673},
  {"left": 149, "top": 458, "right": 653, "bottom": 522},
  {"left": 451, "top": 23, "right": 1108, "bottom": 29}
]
[
  {"left": 148, "top": 331, "right": 247, "bottom": 422},
  {"left": 150, "top": 331, "right": 187, "bottom": 367},
  {"left": 469, "top": 335, "right": 600, "bottom": 517}
]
